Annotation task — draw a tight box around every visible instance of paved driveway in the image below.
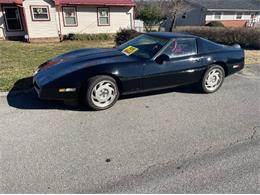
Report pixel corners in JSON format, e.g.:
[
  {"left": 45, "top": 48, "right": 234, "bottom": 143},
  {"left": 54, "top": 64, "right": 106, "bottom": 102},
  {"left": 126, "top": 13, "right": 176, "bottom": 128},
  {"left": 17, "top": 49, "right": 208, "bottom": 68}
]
[{"left": 0, "top": 66, "right": 259, "bottom": 193}]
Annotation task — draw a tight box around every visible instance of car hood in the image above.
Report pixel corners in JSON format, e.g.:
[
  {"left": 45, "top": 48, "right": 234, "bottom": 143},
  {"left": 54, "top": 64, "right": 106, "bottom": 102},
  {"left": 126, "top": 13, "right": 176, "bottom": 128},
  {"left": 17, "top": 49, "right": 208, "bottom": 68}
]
[{"left": 38, "top": 48, "right": 139, "bottom": 78}]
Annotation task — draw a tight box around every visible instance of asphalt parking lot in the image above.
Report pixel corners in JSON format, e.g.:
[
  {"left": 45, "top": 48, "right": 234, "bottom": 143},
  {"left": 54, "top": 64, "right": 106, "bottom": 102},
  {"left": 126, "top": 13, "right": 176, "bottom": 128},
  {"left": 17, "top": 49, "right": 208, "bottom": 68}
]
[{"left": 0, "top": 65, "right": 259, "bottom": 193}]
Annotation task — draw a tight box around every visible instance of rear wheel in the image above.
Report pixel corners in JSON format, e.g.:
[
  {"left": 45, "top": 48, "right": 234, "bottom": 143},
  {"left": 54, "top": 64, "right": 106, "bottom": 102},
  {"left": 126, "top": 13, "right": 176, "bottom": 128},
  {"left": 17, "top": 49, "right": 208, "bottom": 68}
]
[
  {"left": 84, "top": 75, "right": 119, "bottom": 111},
  {"left": 201, "top": 65, "right": 225, "bottom": 93}
]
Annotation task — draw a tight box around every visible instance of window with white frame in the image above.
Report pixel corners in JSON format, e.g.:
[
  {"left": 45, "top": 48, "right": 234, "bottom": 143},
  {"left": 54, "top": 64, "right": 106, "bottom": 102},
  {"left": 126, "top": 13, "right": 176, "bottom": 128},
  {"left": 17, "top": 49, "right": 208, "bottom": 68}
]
[
  {"left": 63, "top": 7, "right": 77, "bottom": 26},
  {"left": 31, "top": 6, "right": 50, "bottom": 21},
  {"left": 236, "top": 12, "right": 243, "bottom": 19},
  {"left": 214, "top": 12, "right": 222, "bottom": 20},
  {"left": 97, "top": 8, "right": 110, "bottom": 26}
]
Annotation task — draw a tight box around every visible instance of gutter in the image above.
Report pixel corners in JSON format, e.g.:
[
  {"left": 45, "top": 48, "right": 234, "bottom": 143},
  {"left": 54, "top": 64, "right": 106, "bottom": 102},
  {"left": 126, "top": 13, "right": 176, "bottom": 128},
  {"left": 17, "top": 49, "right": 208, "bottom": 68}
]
[{"left": 207, "top": 9, "right": 260, "bottom": 12}]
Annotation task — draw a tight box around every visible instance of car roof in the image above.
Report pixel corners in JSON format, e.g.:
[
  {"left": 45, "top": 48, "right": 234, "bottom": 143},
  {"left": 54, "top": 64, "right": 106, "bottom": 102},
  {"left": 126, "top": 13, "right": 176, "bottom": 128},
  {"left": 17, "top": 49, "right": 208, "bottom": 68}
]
[{"left": 146, "top": 32, "right": 197, "bottom": 39}]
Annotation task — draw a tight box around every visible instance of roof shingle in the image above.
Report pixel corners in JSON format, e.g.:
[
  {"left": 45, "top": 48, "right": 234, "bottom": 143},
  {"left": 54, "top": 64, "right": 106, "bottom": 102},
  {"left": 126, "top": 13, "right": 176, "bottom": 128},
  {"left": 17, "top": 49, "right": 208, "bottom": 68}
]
[
  {"left": 55, "top": 0, "right": 135, "bottom": 6},
  {"left": 0, "top": 0, "right": 22, "bottom": 4},
  {"left": 189, "top": 0, "right": 260, "bottom": 11}
]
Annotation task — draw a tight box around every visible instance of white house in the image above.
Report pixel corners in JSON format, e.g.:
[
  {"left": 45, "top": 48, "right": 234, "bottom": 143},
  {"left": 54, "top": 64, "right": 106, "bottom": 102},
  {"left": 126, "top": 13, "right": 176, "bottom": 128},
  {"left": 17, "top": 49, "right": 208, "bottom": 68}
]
[
  {"left": 0, "top": 0, "right": 135, "bottom": 42},
  {"left": 190, "top": 0, "right": 260, "bottom": 27}
]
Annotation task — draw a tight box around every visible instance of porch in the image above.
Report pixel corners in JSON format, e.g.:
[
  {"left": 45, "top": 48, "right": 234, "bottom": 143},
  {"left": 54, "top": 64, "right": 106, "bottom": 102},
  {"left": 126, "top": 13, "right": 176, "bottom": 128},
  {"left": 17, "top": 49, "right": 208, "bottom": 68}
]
[{"left": 0, "top": 0, "right": 27, "bottom": 40}]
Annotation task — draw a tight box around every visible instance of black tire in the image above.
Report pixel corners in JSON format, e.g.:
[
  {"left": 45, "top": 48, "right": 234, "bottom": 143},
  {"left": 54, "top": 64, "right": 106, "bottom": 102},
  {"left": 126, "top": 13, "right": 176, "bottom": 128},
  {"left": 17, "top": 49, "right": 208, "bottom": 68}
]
[
  {"left": 84, "top": 75, "right": 119, "bottom": 111},
  {"left": 200, "top": 65, "right": 225, "bottom": 93}
]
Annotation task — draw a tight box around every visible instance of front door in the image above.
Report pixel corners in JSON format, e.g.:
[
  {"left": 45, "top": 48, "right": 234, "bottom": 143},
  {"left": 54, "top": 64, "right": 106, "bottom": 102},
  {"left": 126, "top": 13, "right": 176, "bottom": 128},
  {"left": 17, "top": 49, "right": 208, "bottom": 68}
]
[
  {"left": 142, "top": 38, "right": 204, "bottom": 90},
  {"left": 3, "top": 6, "right": 23, "bottom": 31}
]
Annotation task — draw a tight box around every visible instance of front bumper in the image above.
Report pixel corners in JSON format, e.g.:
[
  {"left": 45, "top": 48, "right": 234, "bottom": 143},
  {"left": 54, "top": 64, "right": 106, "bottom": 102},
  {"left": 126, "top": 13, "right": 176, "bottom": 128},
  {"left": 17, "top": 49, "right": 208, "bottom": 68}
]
[{"left": 33, "top": 76, "right": 79, "bottom": 101}]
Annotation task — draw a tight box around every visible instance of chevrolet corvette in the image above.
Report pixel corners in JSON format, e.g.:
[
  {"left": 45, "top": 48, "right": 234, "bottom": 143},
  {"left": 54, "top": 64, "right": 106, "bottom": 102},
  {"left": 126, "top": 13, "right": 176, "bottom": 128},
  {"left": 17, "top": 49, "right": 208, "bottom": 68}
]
[{"left": 33, "top": 32, "right": 244, "bottom": 110}]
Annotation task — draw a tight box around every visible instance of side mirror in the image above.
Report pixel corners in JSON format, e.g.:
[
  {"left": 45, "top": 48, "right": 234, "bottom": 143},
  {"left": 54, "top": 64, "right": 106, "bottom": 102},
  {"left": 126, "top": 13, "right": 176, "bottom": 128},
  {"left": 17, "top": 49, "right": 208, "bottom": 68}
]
[{"left": 155, "top": 54, "right": 170, "bottom": 64}]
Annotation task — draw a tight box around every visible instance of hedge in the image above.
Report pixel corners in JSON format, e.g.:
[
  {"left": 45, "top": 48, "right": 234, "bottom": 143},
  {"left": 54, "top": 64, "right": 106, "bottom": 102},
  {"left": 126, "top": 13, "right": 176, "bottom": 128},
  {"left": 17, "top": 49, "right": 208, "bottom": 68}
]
[
  {"left": 114, "top": 28, "right": 260, "bottom": 49},
  {"left": 115, "top": 29, "right": 142, "bottom": 46},
  {"left": 63, "top": 33, "right": 114, "bottom": 41},
  {"left": 174, "top": 27, "right": 260, "bottom": 49},
  {"left": 205, "top": 21, "right": 225, "bottom": 27}
]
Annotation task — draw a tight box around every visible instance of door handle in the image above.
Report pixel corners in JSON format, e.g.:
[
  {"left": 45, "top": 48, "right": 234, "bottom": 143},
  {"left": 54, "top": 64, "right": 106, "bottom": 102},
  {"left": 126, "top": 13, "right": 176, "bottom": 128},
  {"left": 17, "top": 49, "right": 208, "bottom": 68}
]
[{"left": 190, "top": 57, "right": 201, "bottom": 63}]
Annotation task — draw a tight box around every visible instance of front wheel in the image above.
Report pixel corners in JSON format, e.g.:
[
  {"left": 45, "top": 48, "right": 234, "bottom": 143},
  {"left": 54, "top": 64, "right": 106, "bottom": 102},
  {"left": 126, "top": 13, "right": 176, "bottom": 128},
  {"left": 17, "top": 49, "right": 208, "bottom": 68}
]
[
  {"left": 201, "top": 65, "right": 225, "bottom": 93},
  {"left": 84, "top": 76, "right": 119, "bottom": 111}
]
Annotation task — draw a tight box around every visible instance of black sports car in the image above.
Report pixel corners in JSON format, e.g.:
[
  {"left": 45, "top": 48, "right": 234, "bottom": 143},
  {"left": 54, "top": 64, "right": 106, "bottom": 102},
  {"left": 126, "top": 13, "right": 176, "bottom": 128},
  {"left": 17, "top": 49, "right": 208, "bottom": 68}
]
[{"left": 33, "top": 32, "right": 244, "bottom": 110}]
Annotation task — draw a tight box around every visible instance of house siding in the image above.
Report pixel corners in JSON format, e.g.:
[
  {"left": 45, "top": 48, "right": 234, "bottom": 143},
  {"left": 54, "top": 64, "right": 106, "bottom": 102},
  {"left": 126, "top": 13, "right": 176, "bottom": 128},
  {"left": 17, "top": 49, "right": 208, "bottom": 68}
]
[
  {"left": 60, "top": 6, "right": 134, "bottom": 35},
  {"left": 221, "top": 20, "right": 247, "bottom": 27},
  {"left": 23, "top": 0, "right": 59, "bottom": 40},
  {"left": 206, "top": 11, "right": 255, "bottom": 21},
  {"left": 205, "top": 11, "right": 260, "bottom": 27}
]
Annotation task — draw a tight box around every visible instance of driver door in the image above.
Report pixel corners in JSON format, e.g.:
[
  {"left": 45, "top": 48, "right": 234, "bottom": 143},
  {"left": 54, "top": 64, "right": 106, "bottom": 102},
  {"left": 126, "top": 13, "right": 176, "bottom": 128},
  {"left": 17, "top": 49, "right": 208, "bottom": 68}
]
[{"left": 142, "top": 38, "right": 203, "bottom": 91}]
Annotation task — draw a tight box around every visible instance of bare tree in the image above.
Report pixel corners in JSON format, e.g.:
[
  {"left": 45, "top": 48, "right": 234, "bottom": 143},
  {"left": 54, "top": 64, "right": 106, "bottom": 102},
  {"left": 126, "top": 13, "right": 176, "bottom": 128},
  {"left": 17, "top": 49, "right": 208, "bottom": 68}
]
[
  {"left": 166, "top": 0, "right": 194, "bottom": 31},
  {"left": 135, "top": 0, "right": 192, "bottom": 32},
  {"left": 151, "top": 0, "right": 192, "bottom": 32}
]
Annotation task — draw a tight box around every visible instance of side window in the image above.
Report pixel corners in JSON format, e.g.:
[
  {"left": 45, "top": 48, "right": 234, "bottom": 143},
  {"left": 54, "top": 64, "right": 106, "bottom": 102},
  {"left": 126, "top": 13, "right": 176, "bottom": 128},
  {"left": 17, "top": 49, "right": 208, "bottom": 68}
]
[
  {"left": 164, "top": 38, "right": 197, "bottom": 58},
  {"left": 214, "top": 12, "right": 222, "bottom": 20},
  {"left": 30, "top": 6, "right": 50, "bottom": 21},
  {"left": 63, "top": 7, "right": 77, "bottom": 26},
  {"left": 236, "top": 12, "right": 243, "bottom": 20},
  {"left": 97, "top": 8, "right": 110, "bottom": 26}
]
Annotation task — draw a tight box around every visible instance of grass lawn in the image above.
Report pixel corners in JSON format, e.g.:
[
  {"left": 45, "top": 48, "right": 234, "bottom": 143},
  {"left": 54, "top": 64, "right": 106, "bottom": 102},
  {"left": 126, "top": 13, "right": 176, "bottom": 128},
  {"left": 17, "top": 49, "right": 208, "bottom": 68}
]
[
  {"left": 0, "top": 40, "right": 259, "bottom": 92},
  {"left": 245, "top": 50, "right": 260, "bottom": 65},
  {"left": 0, "top": 40, "right": 114, "bottom": 92}
]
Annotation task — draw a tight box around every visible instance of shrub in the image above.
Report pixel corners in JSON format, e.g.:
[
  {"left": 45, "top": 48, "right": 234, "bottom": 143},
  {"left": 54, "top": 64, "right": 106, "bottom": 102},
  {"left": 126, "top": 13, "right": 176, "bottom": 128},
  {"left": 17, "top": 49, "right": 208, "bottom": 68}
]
[
  {"left": 206, "top": 21, "right": 225, "bottom": 27},
  {"left": 63, "top": 33, "right": 114, "bottom": 41},
  {"left": 136, "top": 5, "right": 165, "bottom": 32},
  {"left": 174, "top": 27, "right": 260, "bottom": 49},
  {"left": 115, "top": 29, "right": 141, "bottom": 46}
]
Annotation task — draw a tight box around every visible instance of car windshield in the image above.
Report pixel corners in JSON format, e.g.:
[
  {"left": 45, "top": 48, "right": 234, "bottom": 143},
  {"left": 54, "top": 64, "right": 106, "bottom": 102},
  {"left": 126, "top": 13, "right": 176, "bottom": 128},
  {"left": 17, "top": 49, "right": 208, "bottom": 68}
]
[{"left": 118, "top": 34, "right": 169, "bottom": 59}]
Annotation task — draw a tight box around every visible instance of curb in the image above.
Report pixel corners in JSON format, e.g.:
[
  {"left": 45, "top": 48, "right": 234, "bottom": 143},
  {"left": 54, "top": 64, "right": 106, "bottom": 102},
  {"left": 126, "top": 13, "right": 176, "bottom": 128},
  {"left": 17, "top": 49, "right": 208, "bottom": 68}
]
[{"left": 0, "top": 88, "right": 34, "bottom": 97}]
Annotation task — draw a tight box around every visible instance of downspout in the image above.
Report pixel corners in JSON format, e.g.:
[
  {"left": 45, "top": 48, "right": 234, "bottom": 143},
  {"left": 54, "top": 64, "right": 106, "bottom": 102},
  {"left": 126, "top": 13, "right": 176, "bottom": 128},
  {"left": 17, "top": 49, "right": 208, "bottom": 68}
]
[
  {"left": 57, "top": 5, "right": 63, "bottom": 41},
  {"left": 55, "top": 0, "right": 62, "bottom": 41},
  {"left": 127, "top": 6, "right": 135, "bottom": 30},
  {"left": 18, "top": 4, "right": 30, "bottom": 42},
  {"left": 133, "top": 6, "right": 135, "bottom": 30},
  {"left": 133, "top": 3, "right": 137, "bottom": 30},
  {"left": 127, "top": 11, "right": 133, "bottom": 29},
  {"left": 0, "top": 5, "right": 6, "bottom": 39}
]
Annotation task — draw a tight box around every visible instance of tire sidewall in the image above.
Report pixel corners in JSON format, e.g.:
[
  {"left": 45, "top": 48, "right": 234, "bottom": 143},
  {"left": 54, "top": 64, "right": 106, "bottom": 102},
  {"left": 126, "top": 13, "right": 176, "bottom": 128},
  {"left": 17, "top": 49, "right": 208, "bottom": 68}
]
[
  {"left": 85, "top": 76, "right": 119, "bottom": 111},
  {"left": 202, "top": 65, "right": 225, "bottom": 93}
]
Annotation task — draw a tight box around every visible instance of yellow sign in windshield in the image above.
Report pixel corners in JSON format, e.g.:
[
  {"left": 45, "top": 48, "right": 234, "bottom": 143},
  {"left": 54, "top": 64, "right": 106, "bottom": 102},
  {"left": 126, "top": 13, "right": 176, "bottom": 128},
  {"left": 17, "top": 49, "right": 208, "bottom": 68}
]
[{"left": 122, "top": 46, "right": 139, "bottom": 56}]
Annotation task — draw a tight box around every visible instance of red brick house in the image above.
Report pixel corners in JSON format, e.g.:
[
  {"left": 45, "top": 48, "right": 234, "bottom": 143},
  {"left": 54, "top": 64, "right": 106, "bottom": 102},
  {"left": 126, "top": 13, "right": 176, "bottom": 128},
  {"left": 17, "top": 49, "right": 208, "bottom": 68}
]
[
  {"left": 191, "top": 0, "right": 260, "bottom": 27},
  {"left": 147, "top": 0, "right": 260, "bottom": 31}
]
